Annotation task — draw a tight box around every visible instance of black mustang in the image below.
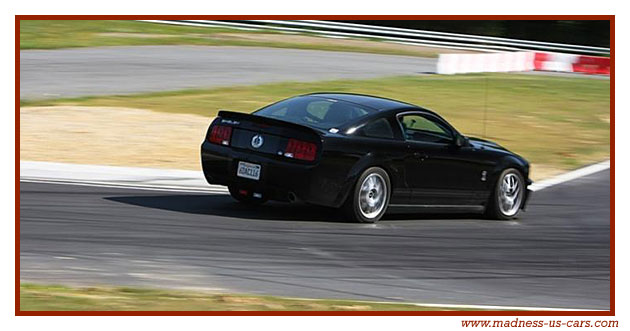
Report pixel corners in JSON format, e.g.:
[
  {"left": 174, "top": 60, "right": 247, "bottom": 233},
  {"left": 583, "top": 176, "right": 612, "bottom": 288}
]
[{"left": 201, "top": 93, "right": 531, "bottom": 223}]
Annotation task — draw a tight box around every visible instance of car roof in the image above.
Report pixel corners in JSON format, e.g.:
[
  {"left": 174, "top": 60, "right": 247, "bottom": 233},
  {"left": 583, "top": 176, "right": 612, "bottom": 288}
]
[{"left": 303, "top": 93, "right": 417, "bottom": 111}]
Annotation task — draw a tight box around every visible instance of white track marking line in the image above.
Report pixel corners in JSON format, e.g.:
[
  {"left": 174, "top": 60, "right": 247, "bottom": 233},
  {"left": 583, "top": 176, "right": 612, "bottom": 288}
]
[
  {"left": 53, "top": 256, "right": 76, "bottom": 260},
  {"left": 530, "top": 160, "right": 610, "bottom": 192},
  {"left": 19, "top": 178, "right": 228, "bottom": 194},
  {"left": 21, "top": 160, "right": 610, "bottom": 194}
]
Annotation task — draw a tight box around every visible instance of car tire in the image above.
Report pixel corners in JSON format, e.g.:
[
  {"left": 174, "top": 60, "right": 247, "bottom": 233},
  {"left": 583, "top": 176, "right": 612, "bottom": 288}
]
[
  {"left": 485, "top": 168, "right": 525, "bottom": 220},
  {"left": 228, "top": 185, "right": 268, "bottom": 205},
  {"left": 343, "top": 167, "right": 391, "bottom": 223}
]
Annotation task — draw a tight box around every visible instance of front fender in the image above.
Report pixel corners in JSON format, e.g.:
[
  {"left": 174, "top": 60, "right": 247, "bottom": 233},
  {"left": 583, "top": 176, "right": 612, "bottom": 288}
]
[{"left": 489, "top": 155, "right": 530, "bottom": 183}]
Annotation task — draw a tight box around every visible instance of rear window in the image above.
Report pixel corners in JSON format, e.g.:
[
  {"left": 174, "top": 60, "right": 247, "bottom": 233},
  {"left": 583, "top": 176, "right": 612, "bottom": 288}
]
[{"left": 254, "top": 96, "right": 375, "bottom": 130}]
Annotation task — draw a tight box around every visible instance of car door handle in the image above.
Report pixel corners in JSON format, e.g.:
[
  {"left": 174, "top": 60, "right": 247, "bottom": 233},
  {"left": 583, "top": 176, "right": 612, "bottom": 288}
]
[{"left": 413, "top": 152, "right": 428, "bottom": 161}]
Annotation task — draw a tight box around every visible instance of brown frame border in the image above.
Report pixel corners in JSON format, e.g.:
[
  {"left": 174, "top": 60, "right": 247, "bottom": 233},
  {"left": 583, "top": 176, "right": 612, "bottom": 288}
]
[{"left": 15, "top": 15, "right": 615, "bottom": 316}]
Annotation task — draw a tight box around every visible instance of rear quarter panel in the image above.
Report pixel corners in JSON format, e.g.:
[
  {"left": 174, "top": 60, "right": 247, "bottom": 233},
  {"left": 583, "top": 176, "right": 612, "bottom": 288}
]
[{"left": 318, "top": 135, "right": 409, "bottom": 207}]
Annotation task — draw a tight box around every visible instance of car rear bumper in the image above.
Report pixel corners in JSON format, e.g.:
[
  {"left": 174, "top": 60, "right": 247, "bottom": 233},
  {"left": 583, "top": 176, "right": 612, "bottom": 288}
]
[{"left": 201, "top": 141, "right": 350, "bottom": 207}]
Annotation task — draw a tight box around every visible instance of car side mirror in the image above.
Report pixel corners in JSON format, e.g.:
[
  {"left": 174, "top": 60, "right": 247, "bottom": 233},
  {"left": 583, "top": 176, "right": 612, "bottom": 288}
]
[{"left": 454, "top": 135, "right": 468, "bottom": 147}]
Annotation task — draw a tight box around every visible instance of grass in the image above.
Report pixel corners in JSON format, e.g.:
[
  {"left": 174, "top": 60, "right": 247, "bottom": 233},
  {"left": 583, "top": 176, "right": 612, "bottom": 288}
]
[
  {"left": 20, "top": 20, "right": 236, "bottom": 49},
  {"left": 19, "top": 20, "right": 441, "bottom": 57},
  {"left": 20, "top": 283, "right": 471, "bottom": 311},
  {"left": 21, "top": 73, "right": 610, "bottom": 172}
]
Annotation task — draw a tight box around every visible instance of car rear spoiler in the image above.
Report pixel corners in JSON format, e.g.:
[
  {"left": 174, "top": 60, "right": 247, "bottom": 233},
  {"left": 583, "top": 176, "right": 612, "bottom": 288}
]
[{"left": 217, "top": 110, "right": 324, "bottom": 139}]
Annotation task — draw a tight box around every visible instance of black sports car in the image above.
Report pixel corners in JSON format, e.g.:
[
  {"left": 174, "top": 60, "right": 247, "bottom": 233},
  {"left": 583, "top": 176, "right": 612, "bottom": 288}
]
[{"left": 201, "top": 93, "right": 531, "bottom": 223}]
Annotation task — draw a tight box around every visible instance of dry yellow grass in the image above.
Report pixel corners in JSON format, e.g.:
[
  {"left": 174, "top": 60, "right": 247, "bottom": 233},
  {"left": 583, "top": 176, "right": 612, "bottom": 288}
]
[
  {"left": 20, "top": 106, "right": 211, "bottom": 171},
  {"left": 20, "top": 283, "right": 468, "bottom": 311}
]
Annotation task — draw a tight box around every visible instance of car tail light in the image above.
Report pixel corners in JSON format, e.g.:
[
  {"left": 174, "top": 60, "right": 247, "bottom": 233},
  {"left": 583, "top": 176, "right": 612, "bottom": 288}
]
[
  {"left": 284, "top": 138, "right": 317, "bottom": 161},
  {"left": 208, "top": 125, "right": 233, "bottom": 146}
]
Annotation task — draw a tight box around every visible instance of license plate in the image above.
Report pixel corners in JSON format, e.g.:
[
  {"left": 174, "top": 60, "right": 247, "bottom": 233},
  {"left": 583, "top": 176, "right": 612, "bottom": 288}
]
[{"left": 237, "top": 161, "right": 261, "bottom": 180}]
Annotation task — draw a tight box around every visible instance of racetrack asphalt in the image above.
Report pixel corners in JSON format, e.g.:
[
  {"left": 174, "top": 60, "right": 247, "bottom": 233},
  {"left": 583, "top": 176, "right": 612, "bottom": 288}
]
[
  {"left": 19, "top": 46, "right": 437, "bottom": 99},
  {"left": 19, "top": 169, "right": 610, "bottom": 310}
]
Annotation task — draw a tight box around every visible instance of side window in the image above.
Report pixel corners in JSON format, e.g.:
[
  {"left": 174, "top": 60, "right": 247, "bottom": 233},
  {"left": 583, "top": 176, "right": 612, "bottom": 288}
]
[
  {"left": 358, "top": 118, "right": 395, "bottom": 139},
  {"left": 398, "top": 114, "right": 452, "bottom": 144},
  {"left": 268, "top": 107, "right": 288, "bottom": 117}
]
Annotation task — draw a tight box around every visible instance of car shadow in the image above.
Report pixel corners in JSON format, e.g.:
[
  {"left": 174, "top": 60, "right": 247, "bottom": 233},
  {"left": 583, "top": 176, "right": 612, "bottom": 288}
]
[{"left": 105, "top": 194, "right": 483, "bottom": 223}]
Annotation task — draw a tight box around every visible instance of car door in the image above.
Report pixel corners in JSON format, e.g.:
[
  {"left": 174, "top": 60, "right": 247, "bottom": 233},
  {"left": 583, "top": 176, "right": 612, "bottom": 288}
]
[{"left": 397, "top": 112, "right": 486, "bottom": 205}]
